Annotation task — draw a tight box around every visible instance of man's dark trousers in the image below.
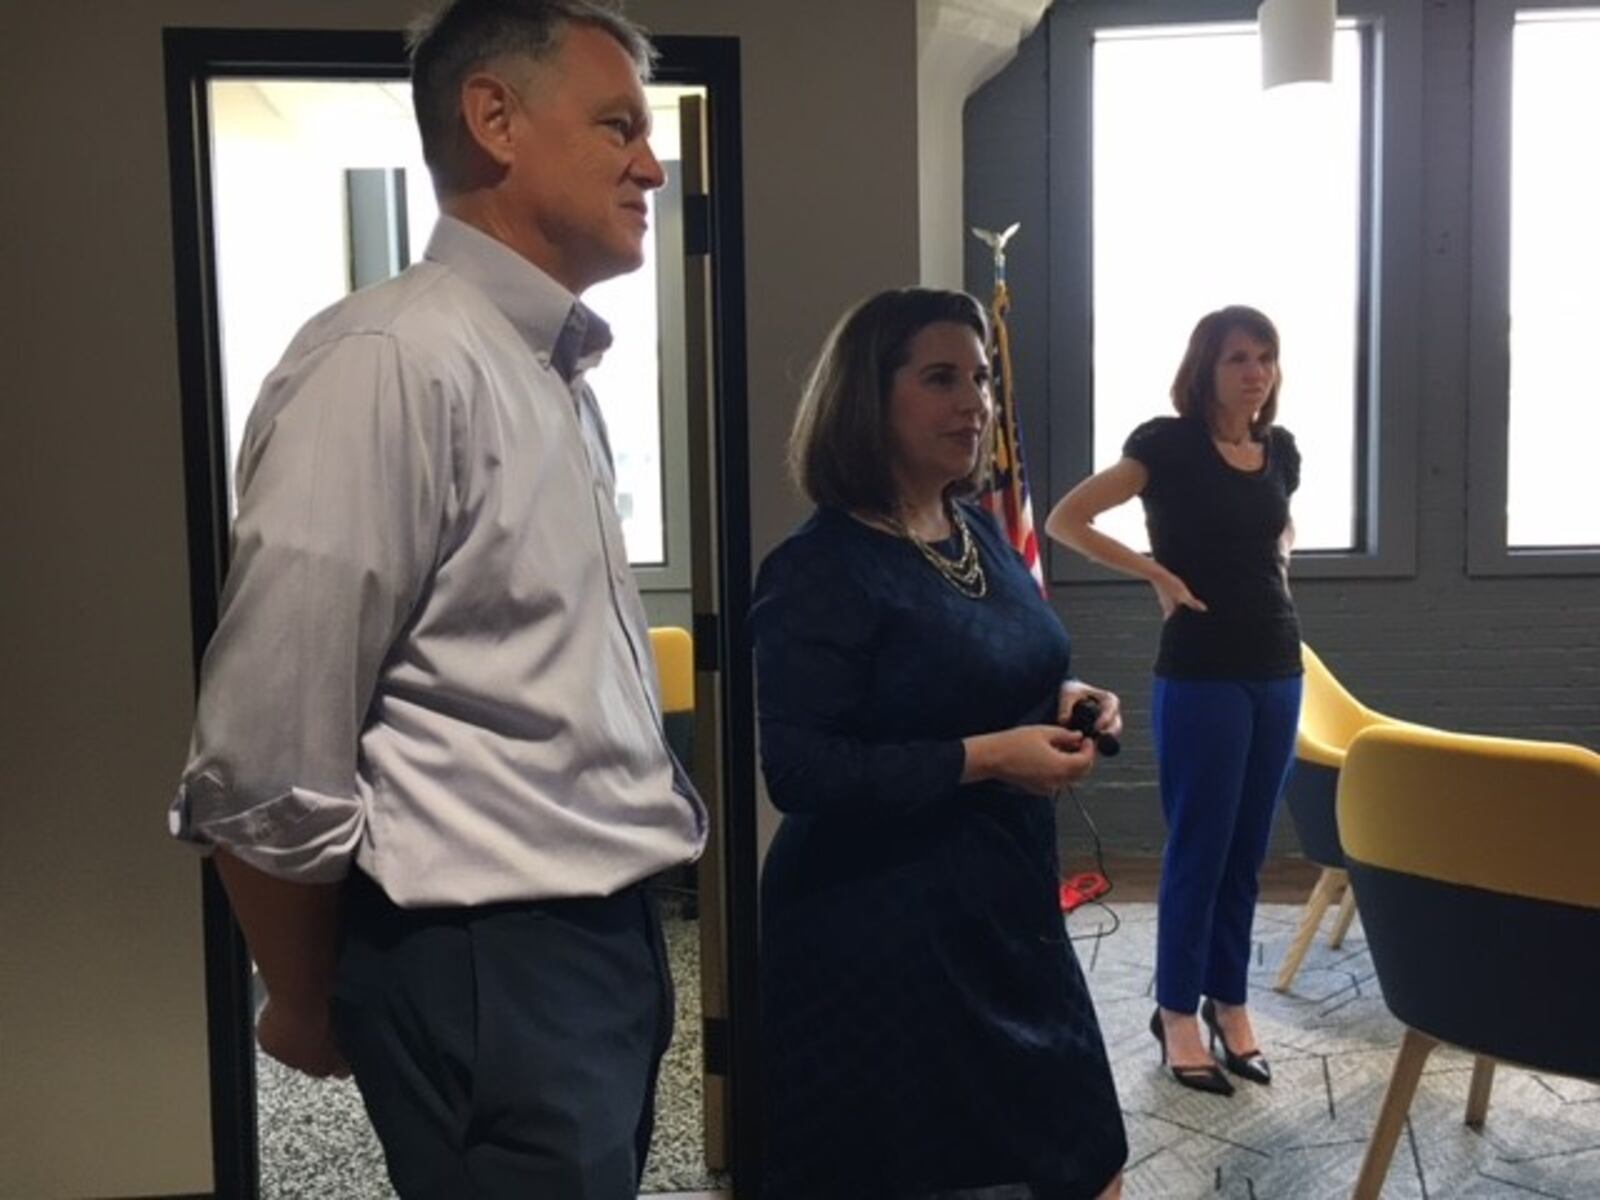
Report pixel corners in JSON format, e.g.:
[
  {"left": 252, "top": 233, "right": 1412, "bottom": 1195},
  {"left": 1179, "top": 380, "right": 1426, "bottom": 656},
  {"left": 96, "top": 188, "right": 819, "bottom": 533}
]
[{"left": 332, "top": 868, "right": 674, "bottom": 1199}]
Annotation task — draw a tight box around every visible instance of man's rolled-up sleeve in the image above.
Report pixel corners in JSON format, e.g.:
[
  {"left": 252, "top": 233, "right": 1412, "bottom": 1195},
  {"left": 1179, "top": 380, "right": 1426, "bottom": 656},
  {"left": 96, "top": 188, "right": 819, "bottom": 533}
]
[
  {"left": 169, "top": 331, "right": 455, "bottom": 882},
  {"left": 169, "top": 776, "right": 362, "bottom": 883}
]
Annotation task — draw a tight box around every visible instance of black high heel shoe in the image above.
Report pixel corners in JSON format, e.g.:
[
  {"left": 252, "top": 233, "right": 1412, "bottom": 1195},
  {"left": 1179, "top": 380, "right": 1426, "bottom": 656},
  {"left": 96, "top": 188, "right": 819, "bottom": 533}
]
[
  {"left": 1148, "top": 1008, "right": 1234, "bottom": 1096},
  {"left": 1200, "top": 999, "right": 1272, "bottom": 1086}
]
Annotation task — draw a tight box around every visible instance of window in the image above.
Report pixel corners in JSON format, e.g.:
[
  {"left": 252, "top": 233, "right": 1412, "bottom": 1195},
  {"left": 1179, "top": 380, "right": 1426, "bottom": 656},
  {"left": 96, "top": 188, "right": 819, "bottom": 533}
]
[
  {"left": 582, "top": 86, "right": 707, "bottom": 578},
  {"left": 584, "top": 189, "right": 667, "bottom": 564},
  {"left": 1506, "top": 10, "right": 1600, "bottom": 548},
  {"left": 1040, "top": 0, "right": 1422, "bottom": 582},
  {"left": 209, "top": 80, "right": 437, "bottom": 495},
  {"left": 208, "top": 78, "right": 693, "bottom": 571},
  {"left": 1091, "top": 23, "right": 1365, "bottom": 553},
  {"left": 1469, "top": 1, "right": 1600, "bottom": 572}
]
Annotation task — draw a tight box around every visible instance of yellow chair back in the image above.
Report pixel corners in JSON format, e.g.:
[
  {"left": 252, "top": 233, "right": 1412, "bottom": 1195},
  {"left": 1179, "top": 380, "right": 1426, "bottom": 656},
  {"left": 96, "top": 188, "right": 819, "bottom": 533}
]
[
  {"left": 1297, "top": 643, "right": 1389, "bottom": 767},
  {"left": 648, "top": 626, "right": 695, "bottom": 716},
  {"left": 1339, "top": 723, "right": 1600, "bottom": 909}
]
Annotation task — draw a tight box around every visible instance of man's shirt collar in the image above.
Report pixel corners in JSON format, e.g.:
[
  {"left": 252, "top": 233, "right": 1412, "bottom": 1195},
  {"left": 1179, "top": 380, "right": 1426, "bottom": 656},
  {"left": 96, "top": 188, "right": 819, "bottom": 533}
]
[{"left": 424, "top": 214, "right": 612, "bottom": 381}]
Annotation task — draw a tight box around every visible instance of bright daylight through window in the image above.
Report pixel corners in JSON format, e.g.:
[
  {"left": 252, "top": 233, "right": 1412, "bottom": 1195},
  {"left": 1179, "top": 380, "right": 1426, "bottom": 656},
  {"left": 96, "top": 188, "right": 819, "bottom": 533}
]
[
  {"left": 1507, "top": 10, "right": 1600, "bottom": 549},
  {"left": 1091, "top": 24, "right": 1364, "bottom": 553},
  {"left": 209, "top": 78, "right": 672, "bottom": 566},
  {"left": 582, "top": 96, "right": 682, "bottom": 568}
]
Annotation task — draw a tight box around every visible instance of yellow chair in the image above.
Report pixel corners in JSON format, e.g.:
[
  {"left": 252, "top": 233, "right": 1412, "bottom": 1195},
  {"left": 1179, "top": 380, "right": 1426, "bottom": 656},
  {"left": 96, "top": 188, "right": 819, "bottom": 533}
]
[
  {"left": 648, "top": 625, "right": 695, "bottom": 764},
  {"left": 1338, "top": 724, "right": 1600, "bottom": 1200},
  {"left": 1274, "top": 643, "right": 1403, "bottom": 991}
]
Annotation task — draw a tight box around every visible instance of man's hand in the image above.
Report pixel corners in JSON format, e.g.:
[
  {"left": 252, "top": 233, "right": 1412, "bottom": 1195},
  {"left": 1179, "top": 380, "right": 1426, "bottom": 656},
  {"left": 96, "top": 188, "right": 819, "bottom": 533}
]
[
  {"left": 257, "top": 996, "right": 350, "bottom": 1079},
  {"left": 212, "top": 849, "right": 347, "bottom": 1078}
]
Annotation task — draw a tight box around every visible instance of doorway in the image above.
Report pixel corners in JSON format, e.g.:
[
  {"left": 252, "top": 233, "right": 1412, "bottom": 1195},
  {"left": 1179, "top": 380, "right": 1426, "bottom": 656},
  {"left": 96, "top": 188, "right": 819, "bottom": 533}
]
[{"left": 165, "top": 26, "right": 756, "bottom": 1198}]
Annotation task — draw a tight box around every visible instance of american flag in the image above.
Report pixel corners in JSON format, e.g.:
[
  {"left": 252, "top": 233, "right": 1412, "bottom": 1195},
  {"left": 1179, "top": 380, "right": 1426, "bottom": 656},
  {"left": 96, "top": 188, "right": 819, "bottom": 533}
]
[{"left": 978, "top": 277, "right": 1045, "bottom": 594}]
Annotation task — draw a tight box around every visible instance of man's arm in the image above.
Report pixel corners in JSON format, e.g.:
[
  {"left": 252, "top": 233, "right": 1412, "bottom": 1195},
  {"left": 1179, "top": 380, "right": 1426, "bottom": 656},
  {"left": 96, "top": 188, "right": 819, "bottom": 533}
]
[
  {"left": 215, "top": 849, "right": 348, "bottom": 1078},
  {"left": 173, "top": 333, "right": 453, "bottom": 1073}
]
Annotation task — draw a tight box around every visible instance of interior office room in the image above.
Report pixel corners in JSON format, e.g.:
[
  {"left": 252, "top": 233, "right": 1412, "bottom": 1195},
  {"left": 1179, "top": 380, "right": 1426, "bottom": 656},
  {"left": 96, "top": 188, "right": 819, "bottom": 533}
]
[{"left": 1, "top": 1, "right": 1596, "bottom": 1198}]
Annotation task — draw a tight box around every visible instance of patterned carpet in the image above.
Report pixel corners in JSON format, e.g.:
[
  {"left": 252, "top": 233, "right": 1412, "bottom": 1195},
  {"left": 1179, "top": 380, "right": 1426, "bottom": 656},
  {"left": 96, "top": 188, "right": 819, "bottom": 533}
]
[
  {"left": 1072, "top": 902, "right": 1600, "bottom": 1198},
  {"left": 256, "top": 902, "right": 1600, "bottom": 1197}
]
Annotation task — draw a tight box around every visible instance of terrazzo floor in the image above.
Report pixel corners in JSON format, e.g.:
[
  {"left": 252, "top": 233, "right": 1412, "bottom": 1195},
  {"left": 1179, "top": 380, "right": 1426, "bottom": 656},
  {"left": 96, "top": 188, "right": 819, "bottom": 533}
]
[{"left": 256, "top": 901, "right": 1600, "bottom": 1197}]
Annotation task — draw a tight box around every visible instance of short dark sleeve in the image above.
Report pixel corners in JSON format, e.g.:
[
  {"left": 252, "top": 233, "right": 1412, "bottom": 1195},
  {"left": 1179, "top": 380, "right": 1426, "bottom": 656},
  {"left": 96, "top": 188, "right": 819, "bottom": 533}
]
[
  {"left": 1122, "top": 416, "right": 1183, "bottom": 480},
  {"left": 1274, "top": 426, "right": 1301, "bottom": 496}
]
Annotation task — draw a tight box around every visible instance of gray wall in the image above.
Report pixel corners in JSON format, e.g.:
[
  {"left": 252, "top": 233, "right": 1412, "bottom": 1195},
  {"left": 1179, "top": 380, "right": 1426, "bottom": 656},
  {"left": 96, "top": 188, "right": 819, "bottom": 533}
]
[
  {"left": 966, "top": 2, "right": 1600, "bottom": 858},
  {"left": 0, "top": 1, "right": 918, "bottom": 1195}
]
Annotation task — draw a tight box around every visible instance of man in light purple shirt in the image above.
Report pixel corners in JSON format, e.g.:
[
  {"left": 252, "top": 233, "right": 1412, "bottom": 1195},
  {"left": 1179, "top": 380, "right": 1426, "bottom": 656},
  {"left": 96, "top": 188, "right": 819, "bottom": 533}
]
[{"left": 171, "top": 2, "right": 704, "bottom": 1194}]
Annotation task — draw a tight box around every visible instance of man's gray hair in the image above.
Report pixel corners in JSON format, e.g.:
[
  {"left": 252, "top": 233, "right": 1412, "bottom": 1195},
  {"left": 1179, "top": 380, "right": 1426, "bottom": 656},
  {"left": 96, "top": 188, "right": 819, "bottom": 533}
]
[{"left": 408, "top": 0, "right": 656, "bottom": 194}]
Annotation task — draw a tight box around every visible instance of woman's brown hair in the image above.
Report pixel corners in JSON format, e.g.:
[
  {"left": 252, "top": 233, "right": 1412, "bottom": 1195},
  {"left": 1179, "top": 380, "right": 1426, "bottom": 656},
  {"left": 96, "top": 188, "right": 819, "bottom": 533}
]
[
  {"left": 789, "top": 287, "right": 990, "bottom": 514},
  {"left": 1169, "top": 305, "right": 1282, "bottom": 435}
]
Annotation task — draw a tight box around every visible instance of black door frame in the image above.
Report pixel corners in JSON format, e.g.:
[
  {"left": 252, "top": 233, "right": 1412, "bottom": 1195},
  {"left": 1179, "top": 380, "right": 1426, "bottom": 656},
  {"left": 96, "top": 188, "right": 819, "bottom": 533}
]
[{"left": 164, "top": 27, "right": 756, "bottom": 1198}]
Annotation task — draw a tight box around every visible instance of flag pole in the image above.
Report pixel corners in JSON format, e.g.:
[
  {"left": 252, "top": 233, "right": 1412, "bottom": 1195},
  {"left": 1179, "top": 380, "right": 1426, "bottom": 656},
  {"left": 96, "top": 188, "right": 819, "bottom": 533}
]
[{"left": 970, "top": 222, "right": 1045, "bottom": 594}]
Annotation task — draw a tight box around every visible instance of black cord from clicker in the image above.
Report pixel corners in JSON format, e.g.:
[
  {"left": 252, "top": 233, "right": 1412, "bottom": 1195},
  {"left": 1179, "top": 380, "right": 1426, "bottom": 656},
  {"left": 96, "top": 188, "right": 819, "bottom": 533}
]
[{"left": 1061, "top": 783, "right": 1121, "bottom": 943}]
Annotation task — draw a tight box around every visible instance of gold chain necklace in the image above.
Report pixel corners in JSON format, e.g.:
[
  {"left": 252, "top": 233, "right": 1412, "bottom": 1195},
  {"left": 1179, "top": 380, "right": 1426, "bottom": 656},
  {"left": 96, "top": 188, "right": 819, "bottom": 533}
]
[{"left": 887, "top": 503, "right": 988, "bottom": 599}]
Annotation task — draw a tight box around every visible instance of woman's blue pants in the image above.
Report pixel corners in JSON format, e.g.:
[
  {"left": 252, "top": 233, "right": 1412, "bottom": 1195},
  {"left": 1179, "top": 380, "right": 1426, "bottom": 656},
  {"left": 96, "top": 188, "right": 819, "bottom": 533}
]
[{"left": 1151, "top": 675, "right": 1303, "bottom": 1012}]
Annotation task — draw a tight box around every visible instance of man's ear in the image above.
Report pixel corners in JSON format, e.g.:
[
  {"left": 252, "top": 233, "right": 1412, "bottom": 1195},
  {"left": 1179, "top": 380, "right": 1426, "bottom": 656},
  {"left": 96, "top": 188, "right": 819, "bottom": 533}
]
[{"left": 459, "top": 72, "right": 521, "bottom": 169}]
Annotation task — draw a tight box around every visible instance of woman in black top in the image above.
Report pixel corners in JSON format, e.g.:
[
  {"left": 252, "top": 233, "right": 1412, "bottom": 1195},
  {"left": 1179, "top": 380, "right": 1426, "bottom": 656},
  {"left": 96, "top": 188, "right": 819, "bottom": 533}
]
[
  {"left": 752, "top": 288, "right": 1128, "bottom": 1198},
  {"left": 1045, "top": 306, "right": 1304, "bottom": 1097}
]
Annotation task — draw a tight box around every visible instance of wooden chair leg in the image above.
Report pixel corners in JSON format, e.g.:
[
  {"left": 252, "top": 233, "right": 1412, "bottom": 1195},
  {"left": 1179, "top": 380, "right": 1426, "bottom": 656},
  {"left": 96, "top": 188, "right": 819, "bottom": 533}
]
[
  {"left": 1465, "top": 1057, "right": 1496, "bottom": 1130},
  {"left": 1327, "top": 872, "right": 1357, "bottom": 948},
  {"left": 1354, "top": 1027, "right": 1438, "bottom": 1200},
  {"left": 1274, "top": 867, "right": 1341, "bottom": 992}
]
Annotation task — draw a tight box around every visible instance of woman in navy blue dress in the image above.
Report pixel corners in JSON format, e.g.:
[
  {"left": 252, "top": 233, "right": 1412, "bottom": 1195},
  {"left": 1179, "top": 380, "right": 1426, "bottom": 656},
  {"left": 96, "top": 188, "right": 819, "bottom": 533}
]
[{"left": 751, "top": 289, "right": 1128, "bottom": 1199}]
